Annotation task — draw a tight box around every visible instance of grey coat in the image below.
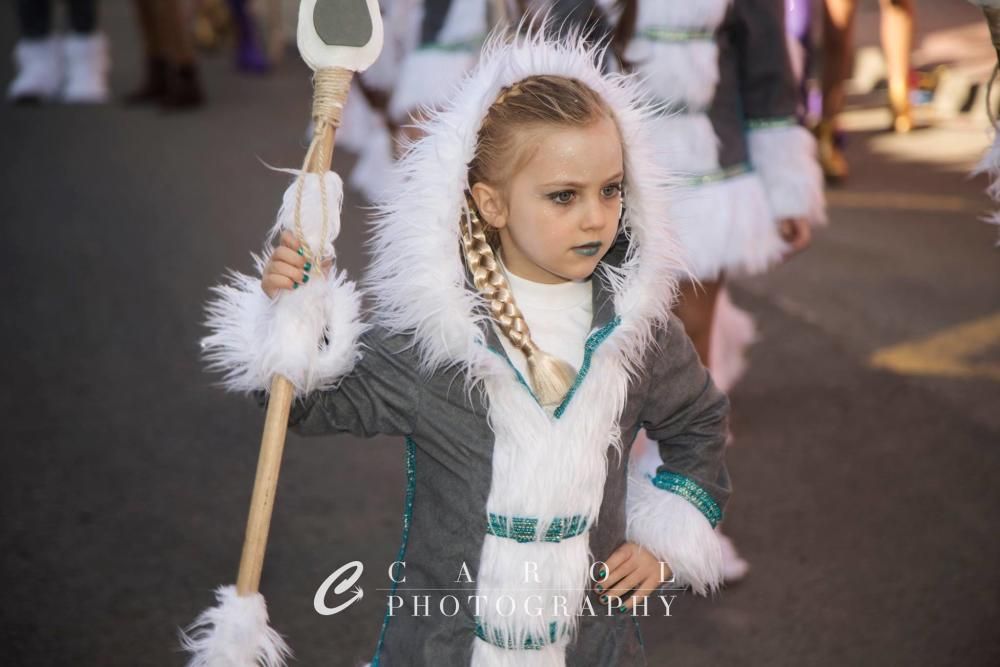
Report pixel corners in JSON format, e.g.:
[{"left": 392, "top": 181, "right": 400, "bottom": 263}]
[{"left": 282, "top": 248, "right": 731, "bottom": 666}]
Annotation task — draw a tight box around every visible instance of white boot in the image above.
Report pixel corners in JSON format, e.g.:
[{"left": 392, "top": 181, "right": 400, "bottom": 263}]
[
  {"left": 716, "top": 528, "right": 750, "bottom": 583},
  {"left": 7, "top": 37, "right": 63, "bottom": 103},
  {"left": 61, "top": 33, "right": 109, "bottom": 103}
]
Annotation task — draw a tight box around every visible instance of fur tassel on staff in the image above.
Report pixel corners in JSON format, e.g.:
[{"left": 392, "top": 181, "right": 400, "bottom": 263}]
[{"left": 181, "top": 2, "right": 385, "bottom": 665}]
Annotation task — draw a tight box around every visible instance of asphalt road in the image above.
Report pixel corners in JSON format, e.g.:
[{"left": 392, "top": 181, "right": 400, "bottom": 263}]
[{"left": 1, "top": 3, "right": 997, "bottom": 666}]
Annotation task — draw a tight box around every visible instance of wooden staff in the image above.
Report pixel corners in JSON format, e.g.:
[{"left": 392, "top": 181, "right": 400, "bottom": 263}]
[
  {"left": 182, "top": 3, "right": 384, "bottom": 665},
  {"left": 236, "top": 68, "right": 347, "bottom": 597}
]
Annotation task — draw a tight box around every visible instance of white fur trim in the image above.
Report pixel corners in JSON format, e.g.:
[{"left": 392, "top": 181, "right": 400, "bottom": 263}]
[
  {"left": 625, "top": 1, "right": 730, "bottom": 115},
  {"left": 626, "top": 40, "right": 720, "bottom": 110},
  {"left": 201, "top": 173, "right": 367, "bottom": 395},
  {"left": 747, "top": 125, "right": 827, "bottom": 225},
  {"left": 388, "top": 48, "right": 478, "bottom": 122},
  {"left": 669, "top": 171, "right": 787, "bottom": 280},
  {"left": 179, "top": 584, "right": 292, "bottom": 667},
  {"left": 625, "top": 454, "right": 723, "bottom": 596},
  {"left": 472, "top": 536, "right": 587, "bottom": 660},
  {"left": 634, "top": 0, "right": 732, "bottom": 30},
  {"left": 649, "top": 112, "right": 720, "bottom": 173}
]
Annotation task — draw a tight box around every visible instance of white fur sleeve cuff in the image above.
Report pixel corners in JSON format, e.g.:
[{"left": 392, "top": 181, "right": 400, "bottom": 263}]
[
  {"left": 199, "top": 172, "right": 367, "bottom": 396},
  {"left": 625, "top": 470, "right": 724, "bottom": 596},
  {"left": 200, "top": 265, "right": 366, "bottom": 396},
  {"left": 748, "top": 122, "right": 827, "bottom": 225}
]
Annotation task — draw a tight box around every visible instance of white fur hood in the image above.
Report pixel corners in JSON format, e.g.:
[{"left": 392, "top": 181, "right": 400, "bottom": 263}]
[{"left": 364, "top": 28, "right": 687, "bottom": 377}]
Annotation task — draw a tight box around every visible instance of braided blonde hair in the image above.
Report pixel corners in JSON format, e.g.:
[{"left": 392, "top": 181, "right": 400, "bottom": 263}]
[{"left": 462, "top": 75, "right": 615, "bottom": 406}]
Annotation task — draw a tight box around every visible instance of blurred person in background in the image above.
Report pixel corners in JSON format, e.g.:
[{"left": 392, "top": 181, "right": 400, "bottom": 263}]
[
  {"left": 126, "top": 0, "right": 205, "bottom": 109},
  {"left": 619, "top": 0, "right": 826, "bottom": 583},
  {"left": 819, "top": 0, "right": 916, "bottom": 182},
  {"left": 7, "top": 0, "right": 109, "bottom": 104},
  {"left": 191, "top": 0, "right": 287, "bottom": 74}
]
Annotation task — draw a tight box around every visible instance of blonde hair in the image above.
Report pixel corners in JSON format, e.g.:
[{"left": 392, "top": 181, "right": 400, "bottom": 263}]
[{"left": 461, "top": 75, "right": 614, "bottom": 407}]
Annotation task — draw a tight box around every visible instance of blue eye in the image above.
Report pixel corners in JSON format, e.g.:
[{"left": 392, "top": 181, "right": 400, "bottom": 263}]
[
  {"left": 601, "top": 183, "right": 623, "bottom": 198},
  {"left": 549, "top": 190, "right": 575, "bottom": 205}
]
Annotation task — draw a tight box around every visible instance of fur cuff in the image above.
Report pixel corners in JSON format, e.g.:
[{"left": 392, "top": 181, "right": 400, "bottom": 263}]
[
  {"left": 200, "top": 173, "right": 367, "bottom": 396},
  {"left": 747, "top": 123, "right": 827, "bottom": 225},
  {"left": 625, "top": 470, "right": 723, "bottom": 596}
]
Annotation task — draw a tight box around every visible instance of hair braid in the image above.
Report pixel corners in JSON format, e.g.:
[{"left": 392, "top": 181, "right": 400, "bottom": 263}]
[
  {"left": 461, "top": 75, "right": 615, "bottom": 407},
  {"left": 460, "top": 202, "right": 577, "bottom": 407}
]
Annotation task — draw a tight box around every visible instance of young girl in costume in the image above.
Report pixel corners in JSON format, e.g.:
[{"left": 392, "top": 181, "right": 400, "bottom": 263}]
[{"left": 203, "top": 30, "right": 730, "bottom": 666}]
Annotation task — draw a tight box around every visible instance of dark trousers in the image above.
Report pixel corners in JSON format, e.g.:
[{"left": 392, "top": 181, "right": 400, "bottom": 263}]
[{"left": 17, "top": 0, "right": 98, "bottom": 38}]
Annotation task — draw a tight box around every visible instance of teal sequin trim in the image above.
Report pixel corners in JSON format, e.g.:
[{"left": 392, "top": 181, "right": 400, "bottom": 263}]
[
  {"left": 484, "top": 316, "right": 621, "bottom": 419},
  {"left": 372, "top": 438, "right": 417, "bottom": 666},
  {"left": 475, "top": 620, "right": 563, "bottom": 650},
  {"left": 502, "top": 353, "right": 536, "bottom": 401},
  {"left": 649, "top": 471, "right": 723, "bottom": 528},
  {"left": 553, "top": 316, "right": 622, "bottom": 418},
  {"left": 746, "top": 115, "right": 798, "bottom": 131},
  {"left": 638, "top": 27, "right": 715, "bottom": 42},
  {"left": 685, "top": 162, "right": 752, "bottom": 187},
  {"left": 486, "top": 513, "right": 588, "bottom": 543},
  {"left": 416, "top": 36, "right": 483, "bottom": 53}
]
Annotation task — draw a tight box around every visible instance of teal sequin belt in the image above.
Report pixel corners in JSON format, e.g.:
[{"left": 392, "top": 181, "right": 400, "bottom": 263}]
[
  {"left": 475, "top": 620, "right": 565, "bottom": 650},
  {"left": 486, "top": 513, "right": 589, "bottom": 543}
]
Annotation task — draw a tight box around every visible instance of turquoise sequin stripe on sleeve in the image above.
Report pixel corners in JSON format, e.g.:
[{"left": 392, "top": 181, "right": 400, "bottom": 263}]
[
  {"left": 474, "top": 620, "right": 564, "bottom": 650},
  {"left": 648, "top": 471, "right": 723, "bottom": 528},
  {"left": 745, "top": 115, "right": 799, "bottom": 131},
  {"left": 486, "top": 513, "right": 588, "bottom": 543}
]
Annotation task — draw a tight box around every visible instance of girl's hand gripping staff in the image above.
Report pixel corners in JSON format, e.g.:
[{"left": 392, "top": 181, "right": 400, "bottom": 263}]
[{"left": 182, "top": 2, "right": 383, "bottom": 665}]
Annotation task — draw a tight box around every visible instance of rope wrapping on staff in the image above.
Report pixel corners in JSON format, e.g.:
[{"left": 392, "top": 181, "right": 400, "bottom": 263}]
[{"left": 293, "top": 67, "right": 354, "bottom": 265}]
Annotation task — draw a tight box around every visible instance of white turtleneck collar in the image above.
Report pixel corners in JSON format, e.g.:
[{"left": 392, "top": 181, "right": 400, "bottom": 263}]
[{"left": 493, "top": 255, "right": 594, "bottom": 378}]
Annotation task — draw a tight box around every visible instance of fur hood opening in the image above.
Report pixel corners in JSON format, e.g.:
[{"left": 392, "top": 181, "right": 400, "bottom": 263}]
[{"left": 362, "top": 24, "right": 689, "bottom": 381}]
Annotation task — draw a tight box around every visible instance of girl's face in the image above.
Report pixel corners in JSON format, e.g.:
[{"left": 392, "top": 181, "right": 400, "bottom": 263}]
[{"left": 471, "top": 115, "right": 624, "bottom": 284}]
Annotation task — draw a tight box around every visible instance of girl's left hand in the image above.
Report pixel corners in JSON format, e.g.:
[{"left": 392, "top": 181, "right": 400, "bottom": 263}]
[
  {"left": 595, "top": 542, "right": 670, "bottom": 612},
  {"left": 779, "top": 217, "right": 812, "bottom": 255}
]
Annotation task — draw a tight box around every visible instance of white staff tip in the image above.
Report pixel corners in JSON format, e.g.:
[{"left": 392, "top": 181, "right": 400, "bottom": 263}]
[{"left": 298, "top": 0, "right": 384, "bottom": 72}]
